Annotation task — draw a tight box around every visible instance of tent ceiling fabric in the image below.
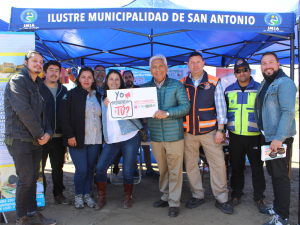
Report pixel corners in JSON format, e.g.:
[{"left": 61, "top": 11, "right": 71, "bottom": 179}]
[{"left": 4, "top": 0, "right": 298, "bottom": 68}]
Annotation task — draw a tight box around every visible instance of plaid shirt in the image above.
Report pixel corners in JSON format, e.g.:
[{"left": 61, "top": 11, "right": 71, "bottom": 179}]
[
  {"left": 96, "top": 86, "right": 104, "bottom": 95},
  {"left": 154, "top": 77, "right": 166, "bottom": 89},
  {"left": 189, "top": 73, "right": 227, "bottom": 125}
]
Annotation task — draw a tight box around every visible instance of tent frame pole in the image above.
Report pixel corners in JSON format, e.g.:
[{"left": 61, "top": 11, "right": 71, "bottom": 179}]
[{"left": 297, "top": 21, "right": 300, "bottom": 225}]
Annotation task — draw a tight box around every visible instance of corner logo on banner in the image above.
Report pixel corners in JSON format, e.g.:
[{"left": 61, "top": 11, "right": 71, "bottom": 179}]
[
  {"left": 264, "top": 13, "right": 282, "bottom": 33},
  {"left": 21, "top": 9, "right": 38, "bottom": 23},
  {"left": 20, "top": 9, "right": 39, "bottom": 30}
]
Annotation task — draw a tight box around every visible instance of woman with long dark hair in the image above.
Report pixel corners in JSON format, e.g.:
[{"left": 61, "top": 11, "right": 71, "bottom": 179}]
[
  {"left": 95, "top": 70, "right": 142, "bottom": 210},
  {"left": 59, "top": 67, "right": 102, "bottom": 209}
]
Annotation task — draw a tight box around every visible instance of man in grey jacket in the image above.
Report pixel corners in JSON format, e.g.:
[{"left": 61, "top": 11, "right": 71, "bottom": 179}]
[
  {"left": 142, "top": 54, "right": 190, "bottom": 218},
  {"left": 254, "top": 52, "right": 296, "bottom": 225},
  {"left": 5, "top": 50, "right": 56, "bottom": 225}
]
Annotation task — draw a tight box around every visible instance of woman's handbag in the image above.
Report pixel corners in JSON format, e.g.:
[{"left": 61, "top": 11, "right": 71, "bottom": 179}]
[{"left": 129, "top": 120, "right": 149, "bottom": 142}]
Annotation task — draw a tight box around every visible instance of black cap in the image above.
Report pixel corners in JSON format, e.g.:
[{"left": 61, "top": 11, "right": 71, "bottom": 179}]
[{"left": 234, "top": 59, "right": 250, "bottom": 71}]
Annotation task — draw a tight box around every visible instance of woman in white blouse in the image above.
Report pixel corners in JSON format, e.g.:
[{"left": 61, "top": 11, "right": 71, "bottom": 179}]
[
  {"left": 95, "top": 70, "right": 142, "bottom": 210},
  {"left": 59, "top": 67, "right": 102, "bottom": 209}
]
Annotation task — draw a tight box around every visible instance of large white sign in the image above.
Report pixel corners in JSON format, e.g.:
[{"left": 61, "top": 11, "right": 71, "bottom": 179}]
[{"left": 107, "top": 87, "right": 158, "bottom": 121}]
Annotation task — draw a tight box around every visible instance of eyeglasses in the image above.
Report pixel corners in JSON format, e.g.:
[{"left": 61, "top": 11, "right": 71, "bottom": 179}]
[
  {"left": 235, "top": 68, "right": 250, "bottom": 74},
  {"left": 95, "top": 70, "right": 105, "bottom": 73},
  {"left": 269, "top": 147, "right": 285, "bottom": 158}
]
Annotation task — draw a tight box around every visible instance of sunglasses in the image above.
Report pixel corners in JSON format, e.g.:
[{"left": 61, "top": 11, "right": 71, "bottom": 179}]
[
  {"left": 235, "top": 68, "right": 250, "bottom": 73},
  {"left": 269, "top": 147, "right": 285, "bottom": 158},
  {"left": 95, "top": 70, "right": 105, "bottom": 73}
]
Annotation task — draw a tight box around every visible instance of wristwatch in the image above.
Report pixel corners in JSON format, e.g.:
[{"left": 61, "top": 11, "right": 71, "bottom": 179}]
[
  {"left": 166, "top": 111, "right": 170, "bottom": 117},
  {"left": 217, "top": 129, "right": 226, "bottom": 134}
]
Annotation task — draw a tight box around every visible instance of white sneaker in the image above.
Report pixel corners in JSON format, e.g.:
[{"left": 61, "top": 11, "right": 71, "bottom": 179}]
[
  {"left": 263, "top": 214, "right": 290, "bottom": 225},
  {"left": 74, "top": 194, "right": 84, "bottom": 209},
  {"left": 84, "top": 194, "right": 96, "bottom": 208}
]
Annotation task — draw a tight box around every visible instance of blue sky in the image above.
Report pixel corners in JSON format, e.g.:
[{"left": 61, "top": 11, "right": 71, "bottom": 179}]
[{"left": 1, "top": 0, "right": 299, "bottom": 23}]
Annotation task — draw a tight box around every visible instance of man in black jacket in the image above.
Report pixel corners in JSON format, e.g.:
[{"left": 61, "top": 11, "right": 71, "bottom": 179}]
[
  {"left": 5, "top": 50, "right": 56, "bottom": 225},
  {"left": 40, "top": 61, "right": 69, "bottom": 205}
]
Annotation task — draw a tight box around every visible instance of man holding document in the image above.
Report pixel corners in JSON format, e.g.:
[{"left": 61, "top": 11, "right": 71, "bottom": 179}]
[
  {"left": 142, "top": 54, "right": 190, "bottom": 217},
  {"left": 254, "top": 52, "right": 296, "bottom": 225}
]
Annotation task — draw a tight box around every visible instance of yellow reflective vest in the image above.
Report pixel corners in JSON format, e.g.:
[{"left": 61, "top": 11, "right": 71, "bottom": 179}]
[{"left": 224, "top": 78, "right": 261, "bottom": 136}]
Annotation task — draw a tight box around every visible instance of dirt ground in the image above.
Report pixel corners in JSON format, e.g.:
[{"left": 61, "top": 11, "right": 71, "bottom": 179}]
[{"left": 2, "top": 125, "right": 299, "bottom": 225}]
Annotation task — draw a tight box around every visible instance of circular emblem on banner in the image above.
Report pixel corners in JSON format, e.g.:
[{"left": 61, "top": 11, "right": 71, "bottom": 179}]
[
  {"left": 204, "top": 83, "right": 211, "bottom": 90},
  {"left": 264, "top": 13, "right": 282, "bottom": 26},
  {"left": 20, "top": 9, "right": 38, "bottom": 23}
]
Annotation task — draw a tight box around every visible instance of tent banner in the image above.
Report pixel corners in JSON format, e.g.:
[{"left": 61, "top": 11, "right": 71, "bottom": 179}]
[
  {"left": 10, "top": 7, "right": 295, "bottom": 33},
  {"left": 0, "top": 32, "right": 45, "bottom": 213}
]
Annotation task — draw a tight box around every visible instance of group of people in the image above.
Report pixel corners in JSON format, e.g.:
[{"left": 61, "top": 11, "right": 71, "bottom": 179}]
[{"left": 4, "top": 49, "right": 296, "bottom": 225}]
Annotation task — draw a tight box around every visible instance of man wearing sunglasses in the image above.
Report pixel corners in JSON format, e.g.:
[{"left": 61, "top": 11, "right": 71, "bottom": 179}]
[
  {"left": 224, "top": 59, "right": 267, "bottom": 214},
  {"left": 254, "top": 52, "right": 296, "bottom": 225},
  {"left": 94, "top": 65, "right": 106, "bottom": 95}
]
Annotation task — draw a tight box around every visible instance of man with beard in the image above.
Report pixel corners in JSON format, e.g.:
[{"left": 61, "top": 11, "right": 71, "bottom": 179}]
[
  {"left": 254, "top": 52, "right": 296, "bottom": 225},
  {"left": 39, "top": 60, "right": 70, "bottom": 205},
  {"left": 94, "top": 65, "right": 106, "bottom": 95},
  {"left": 4, "top": 50, "right": 56, "bottom": 225},
  {"left": 123, "top": 70, "right": 159, "bottom": 179}
]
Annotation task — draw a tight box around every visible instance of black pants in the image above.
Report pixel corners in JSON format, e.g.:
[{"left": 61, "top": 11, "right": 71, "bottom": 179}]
[
  {"left": 229, "top": 132, "right": 266, "bottom": 202},
  {"left": 262, "top": 135, "right": 293, "bottom": 219},
  {"left": 6, "top": 139, "right": 42, "bottom": 219},
  {"left": 41, "top": 137, "right": 65, "bottom": 197}
]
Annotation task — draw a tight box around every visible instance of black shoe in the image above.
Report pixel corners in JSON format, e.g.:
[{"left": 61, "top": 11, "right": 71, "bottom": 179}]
[
  {"left": 145, "top": 169, "right": 160, "bottom": 179},
  {"left": 255, "top": 199, "right": 275, "bottom": 215},
  {"left": 28, "top": 212, "right": 57, "bottom": 225},
  {"left": 54, "top": 193, "right": 72, "bottom": 205},
  {"left": 215, "top": 200, "right": 234, "bottom": 214},
  {"left": 186, "top": 197, "right": 205, "bottom": 208},
  {"left": 229, "top": 197, "right": 242, "bottom": 207},
  {"left": 153, "top": 199, "right": 169, "bottom": 208},
  {"left": 168, "top": 207, "right": 179, "bottom": 217}
]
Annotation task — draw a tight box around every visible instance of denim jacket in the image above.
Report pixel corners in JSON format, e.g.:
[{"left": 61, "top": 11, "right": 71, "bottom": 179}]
[
  {"left": 101, "top": 97, "right": 142, "bottom": 142},
  {"left": 254, "top": 70, "right": 296, "bottom": 142},
  {"left": 5, "top": 66, "right": 53, "bottom": 140}
]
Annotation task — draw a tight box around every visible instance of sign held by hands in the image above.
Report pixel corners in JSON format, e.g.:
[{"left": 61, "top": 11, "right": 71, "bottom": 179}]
[{"left": 107, "top": 87, "right": 158, "bottom": 121}]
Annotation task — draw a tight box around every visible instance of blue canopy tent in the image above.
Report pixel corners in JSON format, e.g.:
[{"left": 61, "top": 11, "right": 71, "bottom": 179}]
[{"left": 6, "top": 0, "right": 298, "bottom": 81}]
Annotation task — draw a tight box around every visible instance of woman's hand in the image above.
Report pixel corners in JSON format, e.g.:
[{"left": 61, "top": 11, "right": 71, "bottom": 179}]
[
  {"left": 68, "top": 137, "right": 77, "bottom": 147},
  {"left": 104, "top": 97, "right": 110, "bottom": 107}
]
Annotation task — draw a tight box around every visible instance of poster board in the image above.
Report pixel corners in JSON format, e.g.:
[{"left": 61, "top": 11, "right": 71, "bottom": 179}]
[{"left": 107, "top": 87, "right": 158, "bottom": 121}]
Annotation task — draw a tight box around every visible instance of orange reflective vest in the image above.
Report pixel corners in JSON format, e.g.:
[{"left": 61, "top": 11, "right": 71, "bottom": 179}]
[{"left": 180, "top": 72, "right": 219, "bottom": 135}]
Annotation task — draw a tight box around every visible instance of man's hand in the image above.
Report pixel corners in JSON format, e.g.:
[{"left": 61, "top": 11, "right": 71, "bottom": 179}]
[
  {"left": 222, "top": 133, "right": 227, "bottom": 144},
  {"left": 215, "top": 131, "right": 224, "bottom": 144},
  {"left": 38, "top": 133, "right": 51, "bottom": 145},
  {"left": 153, "top": 110, "right": 168, "bottom": 119},
  {"left": 68, "top": 137, "right": 77, "bottom": 147},
  {"left": 269, "top": 139, "right": 283, "bottom": 151}
]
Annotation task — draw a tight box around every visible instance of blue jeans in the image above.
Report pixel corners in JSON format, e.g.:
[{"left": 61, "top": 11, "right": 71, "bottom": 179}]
[
  {"left": 69, "top": 144, "right": 100, "bottom": 195},
  {"left": 96, "top": 132, "right": 141, "bottom": 184}
]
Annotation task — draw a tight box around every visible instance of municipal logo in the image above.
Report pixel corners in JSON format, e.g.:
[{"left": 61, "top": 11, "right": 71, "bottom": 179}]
[
  {"left": 264, "top": 13, "right": 282, "bottom": 26},
  {"left": 20, "top": 9, "right": 38, "bottom": 23}
]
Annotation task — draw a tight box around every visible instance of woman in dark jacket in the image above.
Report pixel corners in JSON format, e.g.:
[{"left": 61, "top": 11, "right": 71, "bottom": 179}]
[{"left": 59, "top": 67, "right": 102, "bottom": 209}]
